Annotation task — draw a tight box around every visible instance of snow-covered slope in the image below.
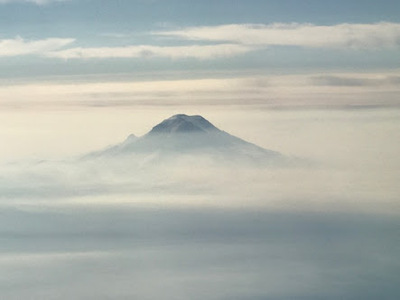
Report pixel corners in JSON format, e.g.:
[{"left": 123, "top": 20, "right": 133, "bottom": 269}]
[{"left": 86, "top": 114, "right": 286, "bottom": 165}]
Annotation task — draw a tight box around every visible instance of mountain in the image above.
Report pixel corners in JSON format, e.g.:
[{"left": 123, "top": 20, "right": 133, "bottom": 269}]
[{"left": 86, "top": 114, "right": 286, "bottom": 165}]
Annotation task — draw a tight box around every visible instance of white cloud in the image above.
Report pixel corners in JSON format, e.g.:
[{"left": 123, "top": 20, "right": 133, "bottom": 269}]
[
  {"left": 0, "top": 36, "right": 249, "bottom": 60},
  {"left": 0, "top": 37, "right": 75, "bottom": 57},
  {"left": 156, "top": 22, "right": 400, "bottom": 49},
  {"left": 47, "top": 44, "right": 252, "bottom": 60}
]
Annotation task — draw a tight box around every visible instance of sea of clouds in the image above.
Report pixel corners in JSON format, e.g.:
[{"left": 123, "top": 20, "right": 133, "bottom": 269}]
[{"left": 0, "top": 108, "right": 399, "bottom": 299}]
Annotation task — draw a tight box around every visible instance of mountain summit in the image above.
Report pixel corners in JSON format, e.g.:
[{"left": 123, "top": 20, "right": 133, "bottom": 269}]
[
  {"left": 149, "top": 114, "right": 218, "bottom": 135},
  {"left": 88, "top": 114, "right": 285, "bottom": 165}
]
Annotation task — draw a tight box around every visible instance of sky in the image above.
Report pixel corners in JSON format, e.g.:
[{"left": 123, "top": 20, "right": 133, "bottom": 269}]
[{"left": 0, "top": 0, "right": 400, "bottom": 79}]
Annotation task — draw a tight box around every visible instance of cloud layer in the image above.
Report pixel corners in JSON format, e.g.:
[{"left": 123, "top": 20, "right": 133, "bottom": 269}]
[
  {"left": 46, "top": 44, "right": 252, "bottom": 60},
  {"left": 1, "top": 205, "right": 398, "bottom": 300},
  {"left": 1, "top": 107, "right": 399, "bottom": 214},
  {"left": 1, "top": 72, "right": 399, "bottom": 109},
  {"left": 157, "top": 22, "right": 400, "bottom": 49},
  {"left": 1, "top": 22, "right": 399, "bottom": 60}
]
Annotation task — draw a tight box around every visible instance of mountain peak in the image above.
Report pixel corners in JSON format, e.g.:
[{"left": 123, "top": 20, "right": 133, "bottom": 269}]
[{"left": 148, "top": 114, "right": 219, "bottom": 135}]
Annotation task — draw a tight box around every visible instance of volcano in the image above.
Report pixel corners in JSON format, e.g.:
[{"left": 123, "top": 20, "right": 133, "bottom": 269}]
[{"left": 87, "top": 114, "right": 285, "bottom": 165}]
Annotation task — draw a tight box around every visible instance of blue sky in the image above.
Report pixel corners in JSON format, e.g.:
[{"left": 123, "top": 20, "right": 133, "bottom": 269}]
[{"left": 0, "top": 0, "right": 399, "bottom": 79}]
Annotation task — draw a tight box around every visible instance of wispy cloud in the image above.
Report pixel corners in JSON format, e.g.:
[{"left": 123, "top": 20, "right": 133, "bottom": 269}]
[
  {"left": 47, "top": 44, "right": 252, "bottom": 60},
  {"left": 0, "top": 37, "right": 75, "bottom": 57},
  {"left": 156, "top": 22, "right": 400, "bottom": 50},
  {"left": 0, "top": 37, "right": 251, "bottom": 60}
]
